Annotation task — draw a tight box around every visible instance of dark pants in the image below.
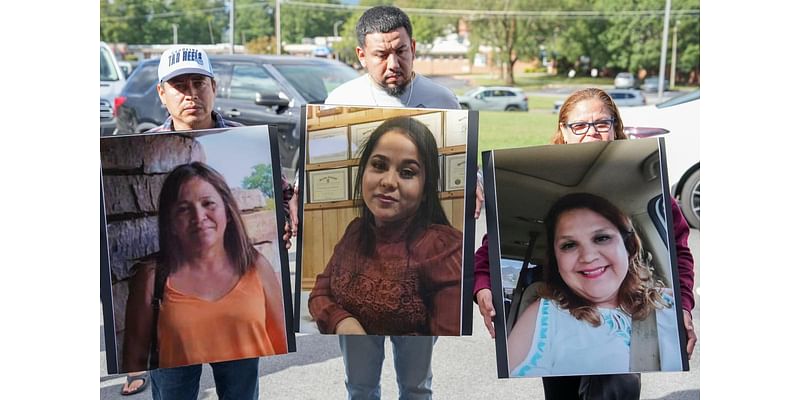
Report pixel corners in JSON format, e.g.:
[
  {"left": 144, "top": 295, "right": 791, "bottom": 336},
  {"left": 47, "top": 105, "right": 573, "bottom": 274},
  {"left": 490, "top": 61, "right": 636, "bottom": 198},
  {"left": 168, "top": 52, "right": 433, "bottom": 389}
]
[
  {"left": 543, "top": 374, "right": 641, "bottom": 400},
  {"left": 150, "top": 358, "right": 259, "bottom": 400}
]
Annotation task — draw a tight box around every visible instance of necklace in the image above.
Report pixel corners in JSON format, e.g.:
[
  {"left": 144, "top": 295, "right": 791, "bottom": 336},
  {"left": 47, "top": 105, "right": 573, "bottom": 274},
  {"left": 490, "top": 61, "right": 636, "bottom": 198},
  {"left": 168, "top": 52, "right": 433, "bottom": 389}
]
[{"left": 368, "top": 73, "right": 415, "bottom": 107}]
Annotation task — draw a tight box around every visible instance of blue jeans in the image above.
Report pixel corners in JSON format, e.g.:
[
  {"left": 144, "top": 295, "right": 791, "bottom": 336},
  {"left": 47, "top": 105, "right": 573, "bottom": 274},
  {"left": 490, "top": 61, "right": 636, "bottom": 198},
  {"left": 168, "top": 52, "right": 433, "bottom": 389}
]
[
  {"left": 339, "top": 335, "right": 436, "bottom": 400},
  {"left": 150, "top": 358, "right": 259, "bottom": 400}
]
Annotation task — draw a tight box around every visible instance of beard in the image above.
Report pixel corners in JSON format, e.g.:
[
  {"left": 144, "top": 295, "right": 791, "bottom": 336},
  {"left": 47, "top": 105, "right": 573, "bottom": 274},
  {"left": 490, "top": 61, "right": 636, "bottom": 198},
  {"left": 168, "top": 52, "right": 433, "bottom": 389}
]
[{"left": 384, "top": 81, "right": 407, "bottom": 97}]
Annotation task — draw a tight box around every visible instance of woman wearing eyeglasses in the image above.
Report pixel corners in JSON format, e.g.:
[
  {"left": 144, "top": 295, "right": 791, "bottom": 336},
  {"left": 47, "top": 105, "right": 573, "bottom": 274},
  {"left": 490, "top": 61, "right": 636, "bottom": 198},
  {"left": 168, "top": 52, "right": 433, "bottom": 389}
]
[{"left": 473, "top": 88, "right": 697, "bottom": 399}]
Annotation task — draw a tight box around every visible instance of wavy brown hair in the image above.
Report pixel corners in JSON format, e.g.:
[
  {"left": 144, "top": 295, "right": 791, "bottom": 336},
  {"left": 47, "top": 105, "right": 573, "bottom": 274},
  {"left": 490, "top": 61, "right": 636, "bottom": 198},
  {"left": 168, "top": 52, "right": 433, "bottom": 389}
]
[
  {"left": 157, "top": 161, "right": 257, "bottom": 276},
  {"left": 538, "top": 193, "right": 667, "bottom": 326},
  {"left": 551, "top": 88, "right": 627, "bottom": 144}
]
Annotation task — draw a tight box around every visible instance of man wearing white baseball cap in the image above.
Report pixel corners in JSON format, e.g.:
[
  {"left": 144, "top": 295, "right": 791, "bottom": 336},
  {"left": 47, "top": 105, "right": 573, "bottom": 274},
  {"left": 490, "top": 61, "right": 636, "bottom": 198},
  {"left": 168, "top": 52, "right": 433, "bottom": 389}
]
[
  {"left": 145, "top": 45, "right": 263, "bottom": 400},
  {"left": 148, "top": 45, "right": 241, "bottom": 132}
]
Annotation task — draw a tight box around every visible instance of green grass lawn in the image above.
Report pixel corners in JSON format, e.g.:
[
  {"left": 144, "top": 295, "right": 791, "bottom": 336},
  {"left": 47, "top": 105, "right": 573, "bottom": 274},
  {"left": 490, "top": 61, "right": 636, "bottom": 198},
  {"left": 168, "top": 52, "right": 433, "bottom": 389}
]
[
  {"left": 470, "top": 73, "right": 615, "bottom": 92},
  {"left": 477, "top": 110, "right": 557, "bottom": 158}
]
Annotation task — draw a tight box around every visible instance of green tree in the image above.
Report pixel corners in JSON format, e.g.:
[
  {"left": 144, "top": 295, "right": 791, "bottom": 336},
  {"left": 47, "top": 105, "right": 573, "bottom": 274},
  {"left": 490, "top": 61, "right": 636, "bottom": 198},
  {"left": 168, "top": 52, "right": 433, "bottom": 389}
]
[
  {"left": 236, "top": 0, "right": 274, "bottom": 46},
  {"left": 242, "top": 163, "right": 275, "bottom": 198},
  {"left": 280, "top": 0, "right": 350, "bottom": 46},
  {"left": 100, "top": 0, "right": 173, "bottom": 44},
  {"left": 171, "top": 0, "right": 228, "bottom": 44},
  {"left": 466, "top": 0, "right": 559, "bottom": 84}
]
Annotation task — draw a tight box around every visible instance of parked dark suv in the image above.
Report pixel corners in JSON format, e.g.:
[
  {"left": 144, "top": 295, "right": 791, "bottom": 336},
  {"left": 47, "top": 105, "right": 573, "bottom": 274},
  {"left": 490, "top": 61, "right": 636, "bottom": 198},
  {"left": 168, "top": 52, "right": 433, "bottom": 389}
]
[{"left": 114, "top": 54, "right": 359, "bottom": 177}]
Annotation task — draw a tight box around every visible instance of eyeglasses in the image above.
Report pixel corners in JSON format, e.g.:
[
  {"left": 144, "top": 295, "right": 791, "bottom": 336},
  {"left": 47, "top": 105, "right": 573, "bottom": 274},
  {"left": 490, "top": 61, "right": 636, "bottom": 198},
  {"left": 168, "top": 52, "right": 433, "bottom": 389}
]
[{"left": 564, "top": 118, "right": 616, "bottom": 135}]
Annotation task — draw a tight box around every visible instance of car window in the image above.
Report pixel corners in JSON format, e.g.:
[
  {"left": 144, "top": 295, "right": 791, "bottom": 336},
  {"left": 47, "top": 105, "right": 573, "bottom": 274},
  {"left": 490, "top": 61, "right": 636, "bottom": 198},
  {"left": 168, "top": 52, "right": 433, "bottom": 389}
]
[
  {"left": 273, "top": 63, "right": 359, "bottom": 104},
  {"left": 610, "top": 93, "right": 623, "bottom": 100},
  {"left": 229, "top": 63, "right": 281, "bottom": 101},
  {"left": 500, "top": 90, "right": 514, "bottom": 96},
  {"left": 100, "top": 47, "right": 120, "bottom": 82},
  {"left": 657, "top": 90, "right": 700, "bottom": 109},
  {"left": 125, "top": 63, "right": 158, "bottom": 95}
]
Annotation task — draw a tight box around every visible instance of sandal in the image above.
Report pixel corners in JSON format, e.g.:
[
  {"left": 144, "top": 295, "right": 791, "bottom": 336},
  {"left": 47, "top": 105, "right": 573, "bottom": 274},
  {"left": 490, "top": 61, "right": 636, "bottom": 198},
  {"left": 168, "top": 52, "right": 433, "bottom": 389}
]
[{"left": 120, "top": 372, "right": 149, "bottom": 396}]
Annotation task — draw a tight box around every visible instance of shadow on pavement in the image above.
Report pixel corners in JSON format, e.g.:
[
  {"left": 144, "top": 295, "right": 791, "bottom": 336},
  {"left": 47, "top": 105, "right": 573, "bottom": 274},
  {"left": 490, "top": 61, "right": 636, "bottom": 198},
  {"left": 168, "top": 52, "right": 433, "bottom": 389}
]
[
  {"left": 650, "top": 389, "right": 700, "bottom": 400},
  {"left": 101, "top": 334, "right": 342, "bottom": 399}
]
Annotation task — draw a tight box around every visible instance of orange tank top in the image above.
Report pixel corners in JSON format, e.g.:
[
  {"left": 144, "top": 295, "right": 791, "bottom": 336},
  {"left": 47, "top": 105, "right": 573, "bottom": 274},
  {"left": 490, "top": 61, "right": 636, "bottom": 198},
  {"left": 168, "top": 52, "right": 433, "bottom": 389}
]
[{"left": 157, "top": 267, "right": 275, "bottom": 368}]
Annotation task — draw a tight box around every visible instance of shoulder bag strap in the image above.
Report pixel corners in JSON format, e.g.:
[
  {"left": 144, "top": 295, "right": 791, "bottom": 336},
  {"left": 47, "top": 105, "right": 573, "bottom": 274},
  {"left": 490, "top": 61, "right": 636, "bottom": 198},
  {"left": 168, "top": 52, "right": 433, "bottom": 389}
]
[{"left": 148, "top": 264, "right": 168, "bottom": 370}]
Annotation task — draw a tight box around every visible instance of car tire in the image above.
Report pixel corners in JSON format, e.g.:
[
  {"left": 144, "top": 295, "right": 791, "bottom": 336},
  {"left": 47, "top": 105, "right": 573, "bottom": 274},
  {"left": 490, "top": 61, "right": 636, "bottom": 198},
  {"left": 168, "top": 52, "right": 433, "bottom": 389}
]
[
  {"left": 679, "top": 169, "right": 700, "bottom": 229},
  {"left": 505, "top": 105, "right": 521, "bottom": 111},
  {"left": 459, "top": 103, "right": 470, "bottom": 110}
]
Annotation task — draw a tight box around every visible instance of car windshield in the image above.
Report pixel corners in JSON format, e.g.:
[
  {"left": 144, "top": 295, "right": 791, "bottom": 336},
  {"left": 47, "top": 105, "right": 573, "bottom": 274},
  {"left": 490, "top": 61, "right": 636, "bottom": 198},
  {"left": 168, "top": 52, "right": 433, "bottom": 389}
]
[
  {"left": 657, "top": 90, "right": 700, "bottom": 109},
  {"left": 273, "top": 63, "right": 359, "bottom": 103},
  {"left": 464, "top": 87, "right": 482, "bottom": 97},
  {"left": 100, "top": 47, "right": 120, "bottom": 82}
]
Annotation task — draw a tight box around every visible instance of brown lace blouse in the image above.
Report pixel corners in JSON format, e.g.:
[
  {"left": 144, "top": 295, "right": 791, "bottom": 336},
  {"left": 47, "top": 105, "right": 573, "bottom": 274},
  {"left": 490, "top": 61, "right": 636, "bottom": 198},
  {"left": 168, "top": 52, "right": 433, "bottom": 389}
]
[{"left": 308, "top": 218, "right": 463, "bottom": 336}]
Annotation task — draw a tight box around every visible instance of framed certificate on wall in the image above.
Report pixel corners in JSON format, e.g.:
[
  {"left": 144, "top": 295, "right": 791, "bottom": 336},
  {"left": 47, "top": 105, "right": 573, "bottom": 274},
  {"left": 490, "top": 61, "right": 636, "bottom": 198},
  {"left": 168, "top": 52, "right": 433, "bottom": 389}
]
[
  {"left": 308, "top": 168, "right": 349, "bottom": 203},
  {"left": 349, "top": 120, "right": 382, "bottom": 160},
  {"left": 350, "top": 166, "right": 360, "bottom": 199},
  {"left": 308, "top": 126, "right": 349, "bottom": 164},
  {"left": 444, "top": 154, "right": 467, "bottom": 191},
  {"left": 445, "top": 111, "right": 469, "bottom": 147},
  {"left": 413, "top": 112, "right": 443, "bottom": 148}
]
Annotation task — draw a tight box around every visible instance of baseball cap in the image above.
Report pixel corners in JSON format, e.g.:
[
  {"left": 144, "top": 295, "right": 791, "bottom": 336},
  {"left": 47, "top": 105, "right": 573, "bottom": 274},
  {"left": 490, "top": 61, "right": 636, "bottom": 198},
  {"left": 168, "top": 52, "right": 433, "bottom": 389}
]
[{"left": 158, "top": 45, "right": 214, "bottom": 82}]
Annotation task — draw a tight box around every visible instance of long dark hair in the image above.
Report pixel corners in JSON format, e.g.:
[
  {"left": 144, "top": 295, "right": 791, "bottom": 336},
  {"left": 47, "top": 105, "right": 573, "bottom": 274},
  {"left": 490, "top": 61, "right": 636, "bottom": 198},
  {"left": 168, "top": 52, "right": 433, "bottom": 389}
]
[
  {"left": 353, "top": 116, "right": 450, "bottom": 256},
  {"left": 157, "top": 161, "right": 256, "bottom": 276},
  {"left": 539, "top": 192, "right": 666, "bottom": 326}
]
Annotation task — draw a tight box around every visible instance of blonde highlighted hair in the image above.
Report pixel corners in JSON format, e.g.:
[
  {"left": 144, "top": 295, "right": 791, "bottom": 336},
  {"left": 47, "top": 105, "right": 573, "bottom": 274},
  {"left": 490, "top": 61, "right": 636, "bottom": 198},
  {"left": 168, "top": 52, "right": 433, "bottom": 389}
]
[{"left": 551, "top": 88, "right": 627, "bottom": 144}]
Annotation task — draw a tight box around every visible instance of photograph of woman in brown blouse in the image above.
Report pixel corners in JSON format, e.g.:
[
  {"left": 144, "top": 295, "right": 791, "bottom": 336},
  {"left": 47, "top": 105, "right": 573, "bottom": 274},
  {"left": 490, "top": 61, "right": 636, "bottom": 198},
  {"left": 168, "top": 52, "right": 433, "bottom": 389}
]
[{"left": 308, "top": 116, "right": 463, "bottom": 336}]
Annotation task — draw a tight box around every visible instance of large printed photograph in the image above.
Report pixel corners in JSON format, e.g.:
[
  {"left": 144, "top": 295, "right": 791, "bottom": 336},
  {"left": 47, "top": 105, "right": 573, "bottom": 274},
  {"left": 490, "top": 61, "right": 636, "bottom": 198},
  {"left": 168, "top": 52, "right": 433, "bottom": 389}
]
[
  {"left": 100, "top": 126, "right": 294, "bottom": 374},
  {"left": 296, "top": 105, "right": 478, "bottom": 336},
  {"left": 483, "top": 138, "right": 688, "bottom": 378}
]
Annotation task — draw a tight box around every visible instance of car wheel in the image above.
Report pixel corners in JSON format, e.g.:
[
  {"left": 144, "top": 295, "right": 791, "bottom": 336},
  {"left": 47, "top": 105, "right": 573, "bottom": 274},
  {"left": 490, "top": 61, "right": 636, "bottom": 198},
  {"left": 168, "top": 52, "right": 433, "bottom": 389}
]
[
  {"left": 505, "top": 105, "right": 521, "bottom": 111},
  {"left": 679, "top": 169, "right": 700, "bottom": 229},
  {"left": 459, "top": 103, "right": 470, "bottom": 110}
]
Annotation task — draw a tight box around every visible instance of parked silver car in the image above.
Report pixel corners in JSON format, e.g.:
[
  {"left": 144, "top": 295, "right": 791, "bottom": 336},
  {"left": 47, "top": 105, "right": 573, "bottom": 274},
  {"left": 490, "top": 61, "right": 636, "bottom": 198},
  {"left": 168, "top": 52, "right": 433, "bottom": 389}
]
[
  {"left": 614, "top": 72, "right": 637, "bottom": 89},
  {"left": 642, "top": 76, "right": 668, "bottom": 93},
  {"left": 553, "top": 89, "right": 645, "bottom": 113},
  {"left": 458, "top": 86, "right": 528, "bottom": 111}
]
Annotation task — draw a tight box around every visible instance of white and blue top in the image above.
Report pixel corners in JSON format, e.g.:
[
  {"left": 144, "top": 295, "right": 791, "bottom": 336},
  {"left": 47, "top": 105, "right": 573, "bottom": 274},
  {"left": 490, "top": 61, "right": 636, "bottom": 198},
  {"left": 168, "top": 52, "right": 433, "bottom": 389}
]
[{"left": 510, "top": 292, "right": 682, "bottom": 377}]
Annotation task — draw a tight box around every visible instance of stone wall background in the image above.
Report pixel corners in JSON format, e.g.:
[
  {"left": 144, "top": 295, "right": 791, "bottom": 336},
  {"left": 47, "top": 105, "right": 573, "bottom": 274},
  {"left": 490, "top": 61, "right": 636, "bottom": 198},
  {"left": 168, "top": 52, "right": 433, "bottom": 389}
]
[{"left": 101, "top": 134, "right": 281, "bottom": 371}]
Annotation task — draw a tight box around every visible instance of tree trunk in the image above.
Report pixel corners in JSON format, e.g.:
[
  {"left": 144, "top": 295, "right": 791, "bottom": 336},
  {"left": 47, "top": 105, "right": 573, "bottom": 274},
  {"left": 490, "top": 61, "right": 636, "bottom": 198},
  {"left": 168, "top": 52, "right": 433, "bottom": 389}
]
[{"left": 505, "top": 59, "right": 515, "bottom": 85}]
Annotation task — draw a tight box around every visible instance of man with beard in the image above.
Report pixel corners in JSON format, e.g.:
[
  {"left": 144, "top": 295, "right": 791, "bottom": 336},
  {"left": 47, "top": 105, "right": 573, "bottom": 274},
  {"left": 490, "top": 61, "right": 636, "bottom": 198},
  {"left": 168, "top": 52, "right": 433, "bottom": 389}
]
[
  {"left": 325, "top": 6, "right": 459, "bottom": 400},
  {"left": 325, "top": 6, "right": 458, "bottom": 109}
]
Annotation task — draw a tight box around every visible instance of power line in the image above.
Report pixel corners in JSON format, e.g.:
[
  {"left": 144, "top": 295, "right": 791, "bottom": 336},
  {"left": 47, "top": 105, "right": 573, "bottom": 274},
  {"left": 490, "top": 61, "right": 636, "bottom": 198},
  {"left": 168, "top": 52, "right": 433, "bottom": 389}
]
[
  {"left": 281, "top": 1, "right": 700, "bottom": 19},
  {"left": 101, "top": 0, "right": 699, "bottom": 23}
]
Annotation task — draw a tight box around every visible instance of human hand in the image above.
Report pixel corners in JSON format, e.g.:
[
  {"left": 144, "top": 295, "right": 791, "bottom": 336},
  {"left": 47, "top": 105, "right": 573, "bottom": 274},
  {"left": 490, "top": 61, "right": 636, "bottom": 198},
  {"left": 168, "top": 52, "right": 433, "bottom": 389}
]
[
  {"left": 476, "top": 288, "right": 496, "bottom": 338},
  {"left": 288, "top": 189, "right": 299, "bottom": 237},
  {"left": 474, "top": 184, "right": 485, "bottom": 220},
  {"left": 683, "top": 309, "right": 697, "bottom": 359},
  {"left": 283, "top": 222, "right": 293, "bottom": 250},
  {"left": 334, "top": 317, "right": 367, "bottom": 335}
]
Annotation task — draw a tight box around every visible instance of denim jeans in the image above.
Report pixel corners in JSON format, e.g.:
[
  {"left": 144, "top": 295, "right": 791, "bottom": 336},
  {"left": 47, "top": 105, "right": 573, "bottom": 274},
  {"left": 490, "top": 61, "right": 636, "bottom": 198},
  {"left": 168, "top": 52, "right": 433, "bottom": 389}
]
[
  {"left": 339, "top": 335, "right": 436, "bottom": 400},
  {"left": 150, "top": 358, "right": 259, "bottom": 400}
]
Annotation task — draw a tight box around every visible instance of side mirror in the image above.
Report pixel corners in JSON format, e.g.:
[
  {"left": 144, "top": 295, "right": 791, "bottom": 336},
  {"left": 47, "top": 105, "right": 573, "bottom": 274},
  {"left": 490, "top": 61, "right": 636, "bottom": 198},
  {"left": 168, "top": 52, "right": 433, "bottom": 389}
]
[{"left": 255, "top": 92, "right": 290, "bottom": 114}]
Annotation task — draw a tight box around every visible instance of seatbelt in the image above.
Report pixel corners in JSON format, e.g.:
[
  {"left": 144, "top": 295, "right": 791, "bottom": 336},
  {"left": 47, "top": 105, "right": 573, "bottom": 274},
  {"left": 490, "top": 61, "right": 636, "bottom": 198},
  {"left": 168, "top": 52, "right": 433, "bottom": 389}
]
[{"left": 629, "top": 311, "right": 660, "bottom": 371}]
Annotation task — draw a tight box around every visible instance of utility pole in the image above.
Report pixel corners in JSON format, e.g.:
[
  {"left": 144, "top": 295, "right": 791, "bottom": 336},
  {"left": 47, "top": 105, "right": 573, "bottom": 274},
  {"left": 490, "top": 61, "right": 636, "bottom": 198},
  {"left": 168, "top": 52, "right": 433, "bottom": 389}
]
[
  {"left": 334, "top": 20, "right": 344, "bottom": 37},
  {"left": 208, "top": 19, "right": 215, "bottom": 44},
  {"left": 172, "top": 24, "right": 178, "bottom": 44},
  {"left": 275, "top": 0, "right": 281, "bottom": 55},
  {"left": 657, "top": 0, "right": 671, "bottom": 100},
  {"left": 229, "top": 0, "right": 235, "bottom": 54},
  {"left": 670, "top": 20, "right": 679, "bottom": 90}
]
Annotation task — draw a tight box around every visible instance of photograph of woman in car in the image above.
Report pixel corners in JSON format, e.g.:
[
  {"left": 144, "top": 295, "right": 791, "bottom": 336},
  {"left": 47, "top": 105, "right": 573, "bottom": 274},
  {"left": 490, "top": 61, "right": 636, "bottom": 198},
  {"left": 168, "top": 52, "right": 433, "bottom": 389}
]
[
  {"left": 506, "top": 192, "right": 682, "bottom": 377},
  {"left": 308, "top": 116, "right": 463, "bottom": 336}
]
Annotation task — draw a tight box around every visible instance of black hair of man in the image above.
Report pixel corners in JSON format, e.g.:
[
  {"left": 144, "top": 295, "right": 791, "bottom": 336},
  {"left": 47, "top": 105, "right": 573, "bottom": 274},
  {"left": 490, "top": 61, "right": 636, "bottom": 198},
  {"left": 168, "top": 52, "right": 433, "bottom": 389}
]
[{"left": 355, "top": 5, "right": 413, "bottom": 48}]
